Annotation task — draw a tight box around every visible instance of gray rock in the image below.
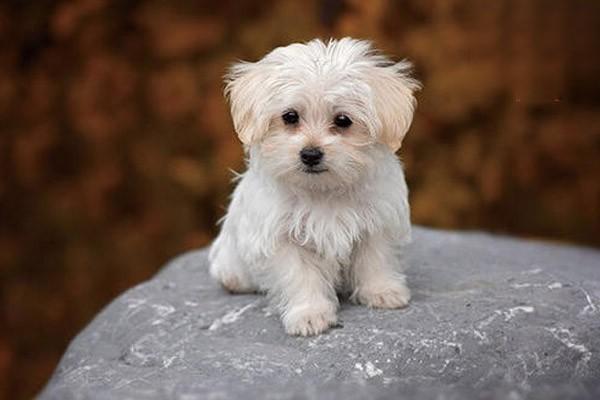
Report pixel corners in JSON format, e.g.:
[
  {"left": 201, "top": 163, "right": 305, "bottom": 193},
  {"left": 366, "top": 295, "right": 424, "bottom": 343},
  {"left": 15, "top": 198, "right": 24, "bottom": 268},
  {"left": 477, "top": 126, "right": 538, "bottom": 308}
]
[{"left": 39, "top": 227, "right": 600, "bottom": 400}]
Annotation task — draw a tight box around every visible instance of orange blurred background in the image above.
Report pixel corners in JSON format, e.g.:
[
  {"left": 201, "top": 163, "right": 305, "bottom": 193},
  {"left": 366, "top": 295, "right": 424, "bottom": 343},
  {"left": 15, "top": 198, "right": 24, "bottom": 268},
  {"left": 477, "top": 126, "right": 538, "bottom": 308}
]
[{"left": 1, "top": 0, "right": 599, "bottom": 398}]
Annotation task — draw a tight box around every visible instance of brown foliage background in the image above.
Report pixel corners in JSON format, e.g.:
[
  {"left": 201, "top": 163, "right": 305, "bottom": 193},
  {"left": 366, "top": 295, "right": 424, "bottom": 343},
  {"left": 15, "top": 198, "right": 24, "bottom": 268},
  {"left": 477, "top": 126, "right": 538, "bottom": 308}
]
[{"left": 1, "top": 0, "right": 599, "bottom": 398}]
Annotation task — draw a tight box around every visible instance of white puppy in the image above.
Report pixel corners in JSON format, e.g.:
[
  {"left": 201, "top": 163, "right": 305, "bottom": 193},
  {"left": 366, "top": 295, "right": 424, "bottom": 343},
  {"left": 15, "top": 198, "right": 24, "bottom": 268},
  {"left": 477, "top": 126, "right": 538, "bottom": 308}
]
[{"left": 209, "top": 38, "right": 420, "bottom": 336}]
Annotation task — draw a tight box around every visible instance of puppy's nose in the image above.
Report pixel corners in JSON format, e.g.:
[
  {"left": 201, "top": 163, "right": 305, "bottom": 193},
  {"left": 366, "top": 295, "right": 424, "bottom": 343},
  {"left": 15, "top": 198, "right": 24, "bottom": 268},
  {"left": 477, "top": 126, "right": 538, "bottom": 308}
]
[{"left": 300, "top": 147, "right": 324, "bottom": 167}]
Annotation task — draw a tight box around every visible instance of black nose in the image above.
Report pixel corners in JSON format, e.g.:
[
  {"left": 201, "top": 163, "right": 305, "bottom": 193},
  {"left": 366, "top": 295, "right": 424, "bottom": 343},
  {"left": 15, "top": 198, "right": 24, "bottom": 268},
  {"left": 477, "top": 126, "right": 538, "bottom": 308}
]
[{"left": 300, "top": 147, "right": 324, "bottom": 167}]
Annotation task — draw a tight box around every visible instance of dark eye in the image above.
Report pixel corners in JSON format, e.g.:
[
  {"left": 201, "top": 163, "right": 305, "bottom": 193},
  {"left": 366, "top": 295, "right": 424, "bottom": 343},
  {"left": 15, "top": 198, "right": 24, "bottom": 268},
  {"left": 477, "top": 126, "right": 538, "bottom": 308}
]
[
  {"left": 334, "top": 114, "right": 352, "bottom": 128},
  {"left": 282, "top": 110, "right": 299, "bottom": 125}
]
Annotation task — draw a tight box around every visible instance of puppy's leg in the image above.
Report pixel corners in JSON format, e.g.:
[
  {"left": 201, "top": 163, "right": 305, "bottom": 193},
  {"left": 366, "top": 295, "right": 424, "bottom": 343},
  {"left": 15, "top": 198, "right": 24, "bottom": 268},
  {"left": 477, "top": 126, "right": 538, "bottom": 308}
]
[
  {"left": 209, "top": 234, "right": 257, "bottom": 293},
  {"left": 268, "top": 244, "right": 338, "bottom": 336},
  {"left": 351, "top": 233, "right": 411, "bottom": 309}
]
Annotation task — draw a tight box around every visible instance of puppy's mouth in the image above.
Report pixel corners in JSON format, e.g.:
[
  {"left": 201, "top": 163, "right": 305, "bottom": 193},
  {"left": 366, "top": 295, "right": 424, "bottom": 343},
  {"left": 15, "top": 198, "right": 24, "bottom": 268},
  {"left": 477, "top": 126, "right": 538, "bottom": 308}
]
[{"left": 302, "top": 167, "right": 328, "bottom": 175}]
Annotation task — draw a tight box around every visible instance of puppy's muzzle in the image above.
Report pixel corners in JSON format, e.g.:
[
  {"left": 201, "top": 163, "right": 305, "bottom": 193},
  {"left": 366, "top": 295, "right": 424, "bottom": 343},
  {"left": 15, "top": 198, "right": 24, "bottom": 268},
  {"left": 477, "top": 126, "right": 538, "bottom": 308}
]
[{"left": 300, "top": 147, "right": 324, "bottom": 167}]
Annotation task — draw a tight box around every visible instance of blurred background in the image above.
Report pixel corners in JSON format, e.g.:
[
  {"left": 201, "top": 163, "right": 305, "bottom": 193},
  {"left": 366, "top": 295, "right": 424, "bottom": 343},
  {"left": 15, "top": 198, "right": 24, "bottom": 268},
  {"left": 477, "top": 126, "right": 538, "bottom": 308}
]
[{"left": 0, "top": 0, "right": 599, "bottom": 398}]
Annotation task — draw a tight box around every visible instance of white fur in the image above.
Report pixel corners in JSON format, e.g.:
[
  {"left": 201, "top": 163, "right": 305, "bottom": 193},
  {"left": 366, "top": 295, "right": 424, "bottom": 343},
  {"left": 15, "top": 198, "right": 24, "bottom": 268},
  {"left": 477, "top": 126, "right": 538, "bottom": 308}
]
[{"left": 209, "top": 38, "right": 420, "bottom": 336}]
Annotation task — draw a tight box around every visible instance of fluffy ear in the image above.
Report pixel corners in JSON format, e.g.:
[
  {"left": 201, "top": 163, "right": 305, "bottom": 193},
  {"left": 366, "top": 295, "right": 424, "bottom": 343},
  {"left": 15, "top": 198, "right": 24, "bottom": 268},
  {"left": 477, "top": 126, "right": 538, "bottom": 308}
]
[
  {"left": 368, "top": 61, "right": 421, "bottom": 152},
  {"left": 224, "top": 61, "right": 271, "bottom": 146}
]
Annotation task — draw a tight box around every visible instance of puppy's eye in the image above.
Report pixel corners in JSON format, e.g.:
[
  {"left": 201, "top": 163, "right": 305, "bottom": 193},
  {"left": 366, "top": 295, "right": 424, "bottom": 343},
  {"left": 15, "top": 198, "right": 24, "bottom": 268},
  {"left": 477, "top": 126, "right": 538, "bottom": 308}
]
[
  {"left": 334, "top": 114, "right": 352, "bottom": 128},
  {"left": 282, "top": 110, "right": 299, "bottom": 125}
]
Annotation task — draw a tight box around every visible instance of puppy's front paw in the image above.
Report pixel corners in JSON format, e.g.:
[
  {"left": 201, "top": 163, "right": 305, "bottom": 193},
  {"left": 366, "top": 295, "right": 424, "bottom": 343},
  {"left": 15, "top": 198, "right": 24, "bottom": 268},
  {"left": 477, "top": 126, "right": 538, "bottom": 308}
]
[
  {"left": 283, "top": 304, "right": 337, "bottom": 336},
  {"left": 355, "top": 281, "right": 411, "bottom": 309}
]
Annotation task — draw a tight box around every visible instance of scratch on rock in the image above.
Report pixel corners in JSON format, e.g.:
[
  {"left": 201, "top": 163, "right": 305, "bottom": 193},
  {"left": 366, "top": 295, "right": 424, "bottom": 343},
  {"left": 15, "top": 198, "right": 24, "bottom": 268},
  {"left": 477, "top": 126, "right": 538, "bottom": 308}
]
[
  {"left": 510, "top": 282, "right": 563, "bottom": 290},
  {"left": 438, "top": 359, "right": 452, "bottom": 373},
  {"left": 473, "top": 312, "right": 501, "bottom": 343},
  {"left": 125, "top": 298, "right": 147, "bottom": 309},
  {"left": 151, "top": 303, "right": 176, "bottom": 317},
  {"left": 355, "top": 361, "right": 383, "bottom": 378},
  {"left": 478, "top": 313, "right": 498, "bottom": 329},
  {"left": 522, "top": 267, "right": 543, "bottom": 275},
  {"left": 579, "top": 287, "right": 597, "bottom": 315},
  {"left": 510, "top": 283, "right": 533, "bottom": 289},
  {"left": 497, "top": 306, "right": 535, "bottom": 322},
  {"left": 365, "top": 361, "right": 383, "bottom": 378},
  {"left": 473, "top": 329, "right": 487, "bottom": 342},
  {"left": 209, "top": 301, "right": 258, "bottom": 331},
  {"left": 546, "top": 327, "right": 592, "bottom": 374},
  {"left": 515, "top": 354, "right": 533, "bottom": 390},
  {"left": 162, "top": 355, "right": 177, "bottom": 368},
  {"left": 547, "top": 282, "right": 563, "bottom": 289},
  {"left": 113, "top": 370, "right": 159, "bottom": 390},
  {"left": 415, "top": 338, "right": 462, "bottom": 354}
]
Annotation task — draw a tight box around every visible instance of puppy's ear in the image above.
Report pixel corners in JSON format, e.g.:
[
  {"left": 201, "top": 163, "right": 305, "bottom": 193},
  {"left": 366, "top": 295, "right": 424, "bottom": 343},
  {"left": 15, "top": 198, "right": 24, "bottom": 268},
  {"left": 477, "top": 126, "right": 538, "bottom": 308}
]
[
  {"left": 368, "top": 61, "right": 421, "bottom": 152},
  {"left": 224, "top": 61, "right": 271, "bottom": 145}
]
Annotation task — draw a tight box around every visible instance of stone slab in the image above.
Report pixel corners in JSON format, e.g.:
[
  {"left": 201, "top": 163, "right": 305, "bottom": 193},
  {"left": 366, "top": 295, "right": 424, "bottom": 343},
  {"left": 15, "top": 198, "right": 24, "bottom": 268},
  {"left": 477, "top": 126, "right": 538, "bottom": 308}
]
[{"left": 39, "top": 227, "right": 600, "bottom": 399}]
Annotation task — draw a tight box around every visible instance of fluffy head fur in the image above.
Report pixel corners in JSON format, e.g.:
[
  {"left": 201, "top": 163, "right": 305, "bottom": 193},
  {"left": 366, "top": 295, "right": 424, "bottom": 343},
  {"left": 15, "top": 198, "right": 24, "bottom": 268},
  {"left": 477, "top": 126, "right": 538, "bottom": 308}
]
[
  {"left": 209, "top": 38, "right": 420, "bottom": 336},
  {"left": 225, "top": 38, "right": 420, "bottom": 191}
]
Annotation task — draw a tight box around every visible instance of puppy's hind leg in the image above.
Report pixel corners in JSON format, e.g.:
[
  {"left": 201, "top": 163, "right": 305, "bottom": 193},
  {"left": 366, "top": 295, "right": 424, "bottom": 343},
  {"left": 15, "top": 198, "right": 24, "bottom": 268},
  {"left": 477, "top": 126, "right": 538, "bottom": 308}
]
[{"left": 209, "top": 234, "right": 257, "bottom": 294}]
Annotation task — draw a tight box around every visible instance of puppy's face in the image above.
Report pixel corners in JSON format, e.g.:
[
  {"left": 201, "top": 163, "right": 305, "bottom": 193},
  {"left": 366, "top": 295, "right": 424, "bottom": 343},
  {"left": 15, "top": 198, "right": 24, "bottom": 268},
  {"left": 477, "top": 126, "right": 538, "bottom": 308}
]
[
  {"left": 250, "top": 77, "right": 378, "bottom": 191},
  {"left": 226, "top": 38, "right": 420, "bottom": 190}
]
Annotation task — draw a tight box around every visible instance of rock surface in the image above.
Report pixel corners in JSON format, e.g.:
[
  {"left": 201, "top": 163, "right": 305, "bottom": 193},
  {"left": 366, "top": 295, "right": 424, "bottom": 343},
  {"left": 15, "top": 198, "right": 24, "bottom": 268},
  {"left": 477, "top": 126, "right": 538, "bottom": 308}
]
[{"left": 40, "top": 227, "right": 600, "bottom": 399}]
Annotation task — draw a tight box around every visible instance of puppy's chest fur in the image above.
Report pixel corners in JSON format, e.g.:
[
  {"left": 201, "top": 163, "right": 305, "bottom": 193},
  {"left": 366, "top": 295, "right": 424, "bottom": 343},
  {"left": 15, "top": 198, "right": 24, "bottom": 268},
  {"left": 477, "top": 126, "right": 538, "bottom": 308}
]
[
  {"left": 232, "top": 165, "right": 410, "bottom": 267},
  {"left": 284, "top": 196, "right": 375, "bottom": 263}
]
